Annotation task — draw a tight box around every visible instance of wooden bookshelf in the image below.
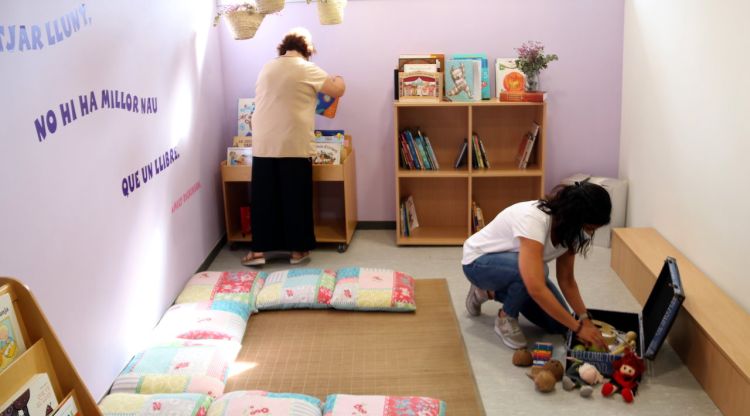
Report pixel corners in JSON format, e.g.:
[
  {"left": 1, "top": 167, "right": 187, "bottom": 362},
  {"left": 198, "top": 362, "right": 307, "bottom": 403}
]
[
  {"left": 220, "top": 142, "right": 357, "bottom": 252},
  {"left": 394, "top": 101, "right": 546, "bottom": 245},
  {"left": 0, "top": 278, "right": 100, "bottom": 415}
]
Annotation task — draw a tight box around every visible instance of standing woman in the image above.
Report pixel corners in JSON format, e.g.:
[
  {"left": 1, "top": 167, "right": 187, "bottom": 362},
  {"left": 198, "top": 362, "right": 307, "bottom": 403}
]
[
  {"left": 462, "top": 181, "right": 611, "bottom": 350},
  {"left": 242, "top": 28, "right": 346, "bottom": 266}
]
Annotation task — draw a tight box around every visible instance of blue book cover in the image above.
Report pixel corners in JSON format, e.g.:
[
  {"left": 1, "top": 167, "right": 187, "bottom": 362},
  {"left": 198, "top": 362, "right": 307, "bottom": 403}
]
[
  {"left": 452, "top": 53, "right": 490, "bottom": 100},
  {"left": 403, "top": 131, "right": 422, "bottom": 170},
  {"left": 445, "top": 59, "right": 481, "bottom": 102}
]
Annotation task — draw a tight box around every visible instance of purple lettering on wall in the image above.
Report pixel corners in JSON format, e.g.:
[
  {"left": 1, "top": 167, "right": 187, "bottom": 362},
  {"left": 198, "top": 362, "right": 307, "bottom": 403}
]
[
  {"left": 2, "top": 4, "right": 92, "bottom": 54},
  {"left": 122, "top": 147, "right": 181, "bottom": 198}
]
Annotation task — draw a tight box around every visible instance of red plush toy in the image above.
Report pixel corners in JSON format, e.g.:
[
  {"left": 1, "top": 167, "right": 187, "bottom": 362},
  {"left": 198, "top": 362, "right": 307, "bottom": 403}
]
[{"left": 601, "top": 350, "right": 645, "bottom": 403}]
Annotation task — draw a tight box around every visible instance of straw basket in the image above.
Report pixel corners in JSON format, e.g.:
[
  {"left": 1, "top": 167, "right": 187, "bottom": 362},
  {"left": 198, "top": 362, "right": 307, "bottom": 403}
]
[
  {"left": 225, "top": 10, "right": 265, "bottom": 40},
  {"left": 317, "top": 0, "right": 347, "bottom": 25},
  {"left": 257, "top": 0, "right": 285, "bottom": 14}
]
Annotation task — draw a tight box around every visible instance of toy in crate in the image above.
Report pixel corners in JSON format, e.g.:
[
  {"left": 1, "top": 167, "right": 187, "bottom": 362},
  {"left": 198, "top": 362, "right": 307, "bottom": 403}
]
[{"left": 566, "top": 257, "right": 685, "bottom": 377}]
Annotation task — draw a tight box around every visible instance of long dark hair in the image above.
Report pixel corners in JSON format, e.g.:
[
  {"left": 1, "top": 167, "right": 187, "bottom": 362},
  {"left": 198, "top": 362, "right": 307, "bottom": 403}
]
[
  {"left": 277, "top": 34, "right": 313, "bottom": 59},
  {"left": 537, "top": 179, "right": 612, "bottom": 255}
]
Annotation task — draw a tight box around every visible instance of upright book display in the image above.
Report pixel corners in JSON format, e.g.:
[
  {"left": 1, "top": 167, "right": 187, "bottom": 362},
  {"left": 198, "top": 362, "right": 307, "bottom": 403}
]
[{"left": 394, "top": 101, "right": 546, "bottom": 245}]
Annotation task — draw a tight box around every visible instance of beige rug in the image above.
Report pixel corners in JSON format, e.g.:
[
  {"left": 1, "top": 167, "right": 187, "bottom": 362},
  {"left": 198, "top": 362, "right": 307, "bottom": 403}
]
[{"left": 225, "top": 279, "right": 485, "bottom": 415}]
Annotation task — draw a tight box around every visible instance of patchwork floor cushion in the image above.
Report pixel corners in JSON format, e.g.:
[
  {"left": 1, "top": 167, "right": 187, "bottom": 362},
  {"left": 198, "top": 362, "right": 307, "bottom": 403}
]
[
  {"left": 150, "top": 302, "right": 247, "bottom": 344},
  {"left": 256, "top": 268, "right": 336, "bottom": 310},
  {"left": 99, "top": 393, "right": 212, "bottom": 416},
  {"left": 208, "top": 391, "right": 322, "bottom": 416},
  {"left": 323, "top": 394, "right": 446, "bottom": 416},
  {"left": 109, "top": 373, "right": 227, "bottom": 399},
  {"left": 329, "top": 268, "right": 417, "bottom": 312},
  {"left": 176, "top": 271, "right": 266, "bottom": 320}
]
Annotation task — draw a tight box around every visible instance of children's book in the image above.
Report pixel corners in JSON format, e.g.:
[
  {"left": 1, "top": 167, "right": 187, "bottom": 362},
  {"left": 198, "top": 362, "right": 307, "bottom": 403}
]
[
  {"left": 313, "top": 135, "right": 344, "bottom": 165},
  {"left": 0, "top": 287, "right": 27, "bottom": 371},
  {"left": 403, "top": 63, "right": 438, "bottom": 73},
  {"left": 453, "top": 53, "right": 490, "bottom": 99},
  {"left": 453, "top": 139, "right": 468, "bottom": 168},
  {"left": 227, "top": 147, "right": 252, "bottom": 166},
  {"left": 238, "top": 98, "right": 255, "bottom": 137},
  {"left": 51, "top": 393, "right": 80, "bottom": 416},
  {"left": 398, "top": 54, "right": 445, "bottom": 73},
  {"left": 499, "top": 91, "right": 547, "bottom": 102},
  {"left": 398, "top": 71, "right": 441, "bottom": 101},
  {"left": 315, "top": 92, "right": 340, "bottom": 118},
  {"left": 232, "top": 136, "right": 252, "bottom": 147},
  {"left": 445, "top": 59, "right": 481, "bottom": 102},
  {"left": 495, "top": 58, "right": 526, "bottom": 97},
  {"left": 0, "top": 373, "right": 58, "bottom": 416},
  {"left": 404, "top": 196, "right": 419, "bottom": 231}
]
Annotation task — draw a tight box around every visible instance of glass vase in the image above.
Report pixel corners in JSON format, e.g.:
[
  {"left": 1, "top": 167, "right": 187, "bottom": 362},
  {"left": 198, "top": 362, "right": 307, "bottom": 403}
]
[{"left": 525, "top": 72, "right": 540, "bottom": 92}]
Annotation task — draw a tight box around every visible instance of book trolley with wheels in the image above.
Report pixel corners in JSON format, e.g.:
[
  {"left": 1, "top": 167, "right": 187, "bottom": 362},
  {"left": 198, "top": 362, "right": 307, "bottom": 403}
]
[
  {"left": 220, "top": 139, "right": 357, "bottom": 253},
  {"left": 0, "top": 277, "right": 101, "bottom": 415},
  {"left": 394, "top": 101, "right": 546, "bottom": 245}
]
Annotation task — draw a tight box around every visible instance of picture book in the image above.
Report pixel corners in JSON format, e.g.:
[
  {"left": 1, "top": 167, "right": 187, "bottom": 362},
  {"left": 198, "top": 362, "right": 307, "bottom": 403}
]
[
  {"left": 315, "top": 92, "right": 340, "bottom": 118},
  {"left": 0, "top": 287, "right": 26, "bottom": 371},
  {"left": 403, "top": 63, "right": 438, "bottom": 73},
  {"left": 398, "top": 71, "right": 441, "bottom": 101},
  {"left": 51, "top": 393, "right": 79, "bottom": 416},
  {"left": 453, "top": 53, "right": 490, "bottom": 99},
  {"left": 232, "top": 136, "right": 252, "bottom": 147},
  {"left": 404, "top": 195, "right": 419, "bottom": 231},
  {"left": 495, "top": 58, "right": 526, "bottom": 97},
  {"left": 313, "top": 135, "right": 344, "bottom": 165},
  {"left": 0, "top": 373, "right": 58, "bottom": 416},
  {"left": 445, "top": 59, "right": 481, "bottom": 102},
  {"left": 499, "top": 91, "right": 547, "bottom": 102},
  {"left": 238, "top": 98, "right": 255, "bottom": 137},
  {"left": 398, "top": 53, "right": 445, "bottom": 73},
  {"left": 453, "top": 139, "right": 468, "bottom": 168},
  {"left": 227, "top": 147, "right": 252, "bottom": 166}
]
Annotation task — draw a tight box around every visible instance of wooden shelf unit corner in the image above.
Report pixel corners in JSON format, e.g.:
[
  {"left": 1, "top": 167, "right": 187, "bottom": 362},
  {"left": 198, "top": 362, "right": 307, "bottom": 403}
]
[
  {"left": 394, "top": 100, "right": 546, "bottom": 245},
  {"left": 220, "top": 143, "right": 357, "bottom": 252},
  {"left": 0, "top": 278, "right": 101, "bottom": 415}
]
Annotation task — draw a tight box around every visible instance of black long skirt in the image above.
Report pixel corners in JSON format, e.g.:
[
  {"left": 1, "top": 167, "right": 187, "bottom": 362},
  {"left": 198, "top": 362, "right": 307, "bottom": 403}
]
[{"left": 250, "top": 156, "right": 316, "bottom": 252}]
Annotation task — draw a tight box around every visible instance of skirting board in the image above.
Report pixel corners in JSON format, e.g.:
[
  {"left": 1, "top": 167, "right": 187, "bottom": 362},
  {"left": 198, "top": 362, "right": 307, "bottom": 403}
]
[{"left": 611, "top": 228, "right": 750, "bottom": 416}]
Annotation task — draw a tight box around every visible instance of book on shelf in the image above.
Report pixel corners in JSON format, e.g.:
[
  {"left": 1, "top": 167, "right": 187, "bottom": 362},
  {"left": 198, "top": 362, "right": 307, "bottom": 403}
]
[
  {"left": 403, "top": 63, "right": 438, "bottom": 73},
  {"left": 227, "top": 147, "right": 252, "bottom": 166},
  {"left": 418, "top": 130, "right": 440, "bottom": 170},
  {"left": 471, "top": 133, "right": 490, "bottom": 169},
  {"left": 444, "top": 59, "right": 481, "bottom": 102},
  {"left": 238, "top": 98, "right": 255, "bottom": 137},
  {"left": 404, "top": 195, "right": 419, "bottom": 231},
  {"left": 398, "top": 54, "right": 445, "bottom": 73},
  {"left": 400, "top": 203, "right": 408, "bottom": 236},
  {"left": 315, "top": 92, "right": 340, "bottom": 118},
  {"left": 51, "top": 393, "right": 79, "bottom": 416},
  {"left": 232, "top": 136, "right": 252, "bottom": 147},
  {"left": 400, "top": 129, "right": 439, "bottom": 170},
  {"left": 1, "top": 373, "right": 58, "bottom": 416},
  {"left": 312, "top": 134, "right": 344, "bottom": 165},
  {"left": 453, "top": 139, "right": 468, "bottom": 168},
  {"left": 452, "top": 53, "right": 490, "bottom": 100},
  {"left": 471, "top": 201, "right": 486, "bottom": 233},
  {"left": 473, "top": 132, "right": 490, "bottom": 168},
  {"left": 495, "top": 58, "right": 525, "bottom": 97},
  {"left": 499, "top": 91, "right": 547, "bottom": 102},
  {"left": 0, "top": 286, "right": 27, "bottom": 371},
  {"left": 516, "top": 122, "right": 540, "bottom": 169},
  {"left": 398, "top": 71, "right": 442, "bottom": 102}
]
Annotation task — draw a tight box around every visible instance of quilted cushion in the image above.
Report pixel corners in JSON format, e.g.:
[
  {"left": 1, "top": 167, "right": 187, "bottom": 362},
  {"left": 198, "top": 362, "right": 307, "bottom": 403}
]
[
  {"left": 176, "top": 271, "right": 266, "bottom": 320},
  {"left": 208, "top": 391, "right": 322, "bottom": 416},
  {"left": 323, "top": 394, "right": 445, "bottom": 416},
  {"left": 120, "top": 342, "right": 240, "bottom": 384},
  {"left": 256, "top": 268, "right": 336, "bottom": 310},
  {"left": 109, "top": 374, "right": 226, "bottom": 399},
  {"left": 99, "top": 393, "right": 212, "bottom": 416},
  {"left": 329, "top": 268, "right": 417, "bottom": 312},
  {"left": 150, "top": 303, "right": 247, "bottom": 344}
]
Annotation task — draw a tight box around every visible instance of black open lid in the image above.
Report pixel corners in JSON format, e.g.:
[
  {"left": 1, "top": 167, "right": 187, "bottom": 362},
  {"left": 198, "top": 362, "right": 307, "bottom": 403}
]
[{"left": 641, "top": 257, "right": 685, "bottom": 359}]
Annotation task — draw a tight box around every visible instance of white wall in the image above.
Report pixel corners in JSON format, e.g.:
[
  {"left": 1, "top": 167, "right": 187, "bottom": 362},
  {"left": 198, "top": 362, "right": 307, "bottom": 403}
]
[
  {"left": 0, "top": 0, "right": 227, "bottom": 398},
  {"left": 620, "top": 0, "right": 750, "bottom": 312}
]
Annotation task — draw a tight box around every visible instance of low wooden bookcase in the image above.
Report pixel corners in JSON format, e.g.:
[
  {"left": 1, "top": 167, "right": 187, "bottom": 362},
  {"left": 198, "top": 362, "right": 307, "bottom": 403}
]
[
  {"left": 394, "top": 101, "right": 546, "bottom": 245},
  {"left": 220, "top": 146, "right": 357, "bottom": 252}
]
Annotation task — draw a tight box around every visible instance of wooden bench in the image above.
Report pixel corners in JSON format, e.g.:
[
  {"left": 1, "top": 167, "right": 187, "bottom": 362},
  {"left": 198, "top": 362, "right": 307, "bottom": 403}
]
[{"left": 611, "top": 228, "right": 750, "bottom": 416}]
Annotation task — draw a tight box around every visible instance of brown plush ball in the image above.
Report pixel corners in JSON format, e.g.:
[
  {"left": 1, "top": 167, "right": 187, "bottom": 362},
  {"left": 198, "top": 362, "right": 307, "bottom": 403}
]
[
  {"left": 542, "top": 359, "right": 564, "bottom": 381},
  {"left": 512, "top": 348, "right": 533, "bottom": 367},
  {"left": 534, "top": 370, "right": 557, "bottom": 392}
]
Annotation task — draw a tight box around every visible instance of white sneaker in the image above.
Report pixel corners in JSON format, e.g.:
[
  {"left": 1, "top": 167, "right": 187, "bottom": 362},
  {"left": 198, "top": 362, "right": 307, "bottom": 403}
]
[
  {"left": 494, "top": 315, "right": 528, "bottom": 349},
  {"left": 465, "top": 285, "right": 489, "bottom": 317}
]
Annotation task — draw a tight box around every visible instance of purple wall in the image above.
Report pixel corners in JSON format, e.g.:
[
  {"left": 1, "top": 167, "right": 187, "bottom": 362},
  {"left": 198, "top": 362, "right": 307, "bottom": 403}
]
[{"left": 219, "top": 0, "right": 624, "bottom": 221}]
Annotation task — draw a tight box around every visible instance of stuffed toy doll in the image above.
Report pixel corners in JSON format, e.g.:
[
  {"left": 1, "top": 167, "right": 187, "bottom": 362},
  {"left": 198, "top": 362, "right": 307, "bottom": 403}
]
[{"left": 601, "top": 350, "right": 645, "bottom": 403}]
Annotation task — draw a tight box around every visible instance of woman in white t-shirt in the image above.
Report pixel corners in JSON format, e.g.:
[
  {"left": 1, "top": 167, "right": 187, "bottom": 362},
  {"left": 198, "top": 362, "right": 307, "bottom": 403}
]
[
  {"left": 241, "top": 28, "right": 345, "bottom": 267},
  {"left": 462, "top": 181, "right": 611, "bottom": 350}
]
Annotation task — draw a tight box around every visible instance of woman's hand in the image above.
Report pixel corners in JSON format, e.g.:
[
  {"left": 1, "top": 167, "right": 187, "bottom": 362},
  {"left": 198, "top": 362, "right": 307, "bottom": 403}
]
[{"left": 577, "top": 319, "right": 608, "bottom": 351}]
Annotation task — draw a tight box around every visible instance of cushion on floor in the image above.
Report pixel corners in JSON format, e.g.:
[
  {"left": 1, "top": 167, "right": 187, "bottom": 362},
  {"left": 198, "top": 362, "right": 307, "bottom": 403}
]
[
  {"left": 329, "top": 267, "right": 417, "bottom": 312},
  {"left": 176, "top": 271, "right": 266, "bottom": 320},
  {"left": 109, "top": 373, "right": 226, "bottom": 399},
  {"left": 150, "top": 303, "right": 247, "bottom": 344},
  {"left": 323, "top": 394, "right": 446, "bottom": 416},
  {"left": 207, "top": 391, "right": 322, "bottom": 416},
  {"left": 99, "top": 393, "right": 212, "bottom": 416},
  {"left": 255, "top": 268, "right": 336, "bottom": 310},
  {"left": 120, "top": 341, "right": 240, "bottom": 384}
]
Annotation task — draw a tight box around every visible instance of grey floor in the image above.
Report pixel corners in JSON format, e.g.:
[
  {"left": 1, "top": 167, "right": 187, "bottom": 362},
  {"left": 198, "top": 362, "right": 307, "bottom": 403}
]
[{"left": 208, "top": 230, "right": 721, "bottom": 415}]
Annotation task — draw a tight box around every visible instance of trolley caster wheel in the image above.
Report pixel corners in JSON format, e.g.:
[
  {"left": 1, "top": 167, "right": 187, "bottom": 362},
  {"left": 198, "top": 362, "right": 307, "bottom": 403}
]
[
  {"left": 337, "top": 244, "right": 348, "bottom": 253},
  {"left": 229, "top": 242, "right": 239, "bottom": 251}
]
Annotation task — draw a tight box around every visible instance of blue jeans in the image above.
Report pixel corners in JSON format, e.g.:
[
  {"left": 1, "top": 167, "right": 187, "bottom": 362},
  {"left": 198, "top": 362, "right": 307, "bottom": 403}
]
[{"left": 463, "top": 252, "right": 569, "bottom": 334}]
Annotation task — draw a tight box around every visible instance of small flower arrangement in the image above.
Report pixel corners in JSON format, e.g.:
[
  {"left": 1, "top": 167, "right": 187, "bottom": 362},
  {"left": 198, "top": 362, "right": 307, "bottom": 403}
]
[
  {"left": 515, "top": 41, "right": 558, "bottom": 91},
  {"left": 213, "top": 2, "right": 258, "bottom": 27}
]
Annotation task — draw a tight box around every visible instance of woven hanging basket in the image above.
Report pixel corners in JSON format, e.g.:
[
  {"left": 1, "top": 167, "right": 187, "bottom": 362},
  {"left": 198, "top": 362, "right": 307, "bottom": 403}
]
[
  {"left": 257, "top": 0, "right": 285, "bottom": 14},
  {"left": 317, "top": 0, "right": 347, "bottom": 25},
  {"left": 225, "top": 10, "right": 265, "bottom": 40}
]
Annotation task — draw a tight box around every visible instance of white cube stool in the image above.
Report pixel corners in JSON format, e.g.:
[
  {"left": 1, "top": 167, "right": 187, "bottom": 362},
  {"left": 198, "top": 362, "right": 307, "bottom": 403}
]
[{"left": 561, "top": 174, "right": 628, "bottom": 248}]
